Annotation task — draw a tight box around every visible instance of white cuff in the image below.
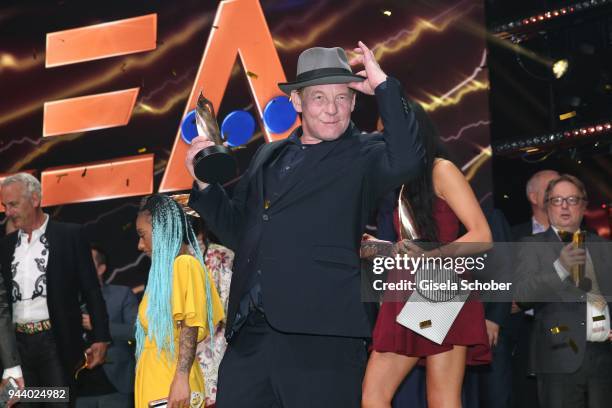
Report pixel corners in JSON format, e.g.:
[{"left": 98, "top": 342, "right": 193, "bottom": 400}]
[
  {"left": 554, "top": 259, "right": 571, "bottom": 281},
  {"left": 2, "top": 365, "right": 23, "bottom": 380}
]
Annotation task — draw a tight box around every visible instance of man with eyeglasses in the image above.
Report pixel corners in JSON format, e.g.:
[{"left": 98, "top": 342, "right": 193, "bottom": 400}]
[{"left": 514, "top": 174, "right": 612, "bottom": 408}]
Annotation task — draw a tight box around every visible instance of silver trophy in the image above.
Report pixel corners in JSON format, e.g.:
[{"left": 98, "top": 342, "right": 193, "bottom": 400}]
[
  {"left": 192, "top": 92, "right": 237, "bottom": 184},
  {"left": 397, "top": 185, "right": 421, "bottom": 241}
]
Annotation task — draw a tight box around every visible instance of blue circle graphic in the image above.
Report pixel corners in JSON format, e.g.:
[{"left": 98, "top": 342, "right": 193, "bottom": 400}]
[
  {"left": 221, "top": 110, "right": 256, "bottom": 147},
  {"left": 263, "top": 96, "right": 297, "bottom": 134},
  {"left": 180, "top": 110, "right": 198, "bottom": 144}
]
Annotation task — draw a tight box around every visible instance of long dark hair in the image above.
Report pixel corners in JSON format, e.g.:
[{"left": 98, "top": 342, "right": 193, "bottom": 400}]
[{"left": 402, "top": 102, "right": 453, "bottom": 242}]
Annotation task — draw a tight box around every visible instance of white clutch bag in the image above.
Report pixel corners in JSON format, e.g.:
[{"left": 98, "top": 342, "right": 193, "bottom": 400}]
[{"left": 395, "top": 266, "right": 470, "bottom": 345}]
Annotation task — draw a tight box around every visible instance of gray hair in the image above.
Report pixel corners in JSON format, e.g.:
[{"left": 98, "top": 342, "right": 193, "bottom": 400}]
[
  {"left": 525, "top": 170, "right": 559, "bottom": 198},
  {"left": 1, "top": 173, "right": 42, "bottom": 199}
]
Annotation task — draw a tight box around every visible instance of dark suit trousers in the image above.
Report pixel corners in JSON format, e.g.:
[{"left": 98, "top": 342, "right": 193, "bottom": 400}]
[
  {"left": 216, "top": 311, "right": 367, "bottom": 408},
  {"left": 16, "top": 330, "right": 71, "bottom": 407},
  {"left": 478, "top": 326, "right": 513, "bottom": 408},
  {"left": 537, "top": 342, "right": 612, "bottom": 408},
  {"left": 478, "top": 313, "right": 538, "bottom": 408},
  {"left": 510, "top": 315, "right": 539, "bottom": 408}
]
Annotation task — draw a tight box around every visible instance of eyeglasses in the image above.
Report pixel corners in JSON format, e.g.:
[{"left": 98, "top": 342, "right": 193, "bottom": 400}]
[{"left": 547, "top": 196, "right": 585, "bottom": 207}]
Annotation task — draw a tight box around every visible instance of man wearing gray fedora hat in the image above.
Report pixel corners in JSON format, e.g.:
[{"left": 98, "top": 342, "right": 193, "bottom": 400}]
[{"left": 185, "top": 41, "right": 425, "bottom": 407}]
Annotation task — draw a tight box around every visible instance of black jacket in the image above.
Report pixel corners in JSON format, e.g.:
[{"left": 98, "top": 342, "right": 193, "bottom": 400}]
[
  {"left": 0, "top": 266, "right": 19, "bottom": 371},
  {"left": 189, "top": 78, "right": 424, "bottom": 340},
  {"left": 0, "top": 220, "right": 110, "bottom": 381}
]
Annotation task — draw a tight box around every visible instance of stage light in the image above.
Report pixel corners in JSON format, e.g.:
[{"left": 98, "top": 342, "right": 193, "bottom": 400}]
[
  {"left": 491, "top": 1, "right": 612, "bottom": 39},
  {"left": 494, "top": 119, "right": 612, "bottom": 156},
  {"left": 552, "top": 59, "right": 569, "bottom": 79}
]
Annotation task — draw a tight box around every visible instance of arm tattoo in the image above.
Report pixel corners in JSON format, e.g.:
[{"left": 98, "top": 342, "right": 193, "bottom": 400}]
[
  {"left": 360, "top": 240, "right": 395, "bottom": 260},
  {"left": 177, "top": 324, "right": 198, "bottom": 374}
]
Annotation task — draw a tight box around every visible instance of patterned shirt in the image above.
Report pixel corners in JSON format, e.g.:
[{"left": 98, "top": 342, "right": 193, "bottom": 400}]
[{"left": 12, "top": 214, "right": 50, "bottom": 324}]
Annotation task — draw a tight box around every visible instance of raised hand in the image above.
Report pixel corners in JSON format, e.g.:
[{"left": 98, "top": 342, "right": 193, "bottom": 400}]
[
  {"left": 558, "top": 243, "right": 586, "bottom": 273},
  {"left": 347, "top": 41, "right": 388, "bottom": 95}
]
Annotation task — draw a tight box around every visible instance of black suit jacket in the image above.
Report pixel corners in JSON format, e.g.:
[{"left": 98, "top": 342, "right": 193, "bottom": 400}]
[
  {"left": 0, "top": 267, "right": 20, "bottom": 371},
  {"left": 0, "top": 220, "right": 110, "bottom": 381},
  {"left": 98, "top": 284, "right": 137, "bottom": 395},
  {"left": 483, "top": 209, "right": 512, "bottom": 327},
  {"left": 511, "top": 220, "right": 533, "bottom": 242},
  {"left": 189, "top": 78, "right": 424, "bottom": 340},
  {"left": 513, "top": 228, "right": 612, "bottom": 374}
]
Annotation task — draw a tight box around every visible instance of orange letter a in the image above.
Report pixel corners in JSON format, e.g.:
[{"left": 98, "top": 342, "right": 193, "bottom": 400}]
[{"left": 160, "top": 0, "right": 297, "bottom": 193}]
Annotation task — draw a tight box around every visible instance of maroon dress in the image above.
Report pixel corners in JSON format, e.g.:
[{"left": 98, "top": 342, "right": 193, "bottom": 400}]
[{"left": 371, "top": 197, "right": 491, "bottom": 365}]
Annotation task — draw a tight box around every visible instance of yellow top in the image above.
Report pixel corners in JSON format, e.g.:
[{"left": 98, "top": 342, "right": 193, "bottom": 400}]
[{"left": 134, "top": 255, "right": 225, "bottom": 408}]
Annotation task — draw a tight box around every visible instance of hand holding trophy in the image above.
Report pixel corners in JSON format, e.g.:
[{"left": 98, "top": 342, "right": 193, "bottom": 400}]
[{"left": 184, "top": 92, "right": 237, "bottom": 187}]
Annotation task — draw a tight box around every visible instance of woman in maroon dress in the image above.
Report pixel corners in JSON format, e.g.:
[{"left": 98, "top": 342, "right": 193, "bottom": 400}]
[{"left": 361, "top": 104, "right": 493, "bottom": 408}]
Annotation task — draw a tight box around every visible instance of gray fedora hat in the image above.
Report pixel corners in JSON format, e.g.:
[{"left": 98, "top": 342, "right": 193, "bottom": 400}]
[{"left": 278, "top": 47, "right": 365, "bottom": 95}]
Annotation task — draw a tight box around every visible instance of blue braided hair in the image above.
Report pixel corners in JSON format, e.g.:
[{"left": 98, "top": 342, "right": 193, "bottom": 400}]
[{"left": 135, "top": 194, "right": 216, "bottom": 360}]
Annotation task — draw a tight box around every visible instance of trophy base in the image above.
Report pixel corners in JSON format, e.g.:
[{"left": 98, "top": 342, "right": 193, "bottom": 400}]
[{"left": 193, "top": 145, "right": 237, "bottom": 184}]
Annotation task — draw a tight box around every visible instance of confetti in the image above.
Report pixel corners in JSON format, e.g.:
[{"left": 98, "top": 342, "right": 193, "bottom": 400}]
[
  {"left": 550, "top": 325, "right": 569, "bottom": 335},
  {"left": 246, "top": 71, "right": 258, "bottom": 79}
]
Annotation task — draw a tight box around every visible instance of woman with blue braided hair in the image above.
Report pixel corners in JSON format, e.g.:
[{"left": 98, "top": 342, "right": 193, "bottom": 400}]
[{"left": 133, "top": 194, "right": 224, "bottom": 408}]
